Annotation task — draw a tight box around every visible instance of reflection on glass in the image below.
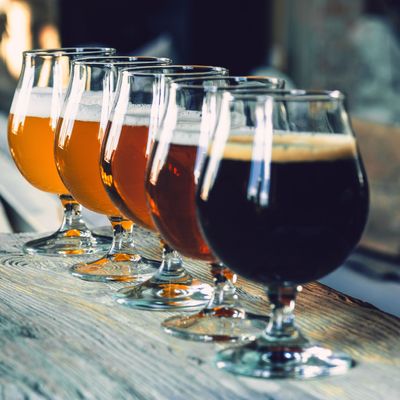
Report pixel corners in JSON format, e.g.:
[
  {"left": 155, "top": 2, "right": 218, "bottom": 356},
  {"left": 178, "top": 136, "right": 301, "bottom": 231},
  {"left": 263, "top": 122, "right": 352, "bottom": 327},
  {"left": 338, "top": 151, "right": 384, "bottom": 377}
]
[
  {"left": 8, "top": 47, "right": 115, "bottom": 256},
  {"left": 153, "top": 76, "right": 284, "bottom": 342},
  {"left": 196, "top": 90, "right": 369, "bottom": 378},
  {"left": 55, "top": 56, "right": 171, "bottom": 280},
  {"left": 101, "top": 65, "right": 228, "bottom": 310}
]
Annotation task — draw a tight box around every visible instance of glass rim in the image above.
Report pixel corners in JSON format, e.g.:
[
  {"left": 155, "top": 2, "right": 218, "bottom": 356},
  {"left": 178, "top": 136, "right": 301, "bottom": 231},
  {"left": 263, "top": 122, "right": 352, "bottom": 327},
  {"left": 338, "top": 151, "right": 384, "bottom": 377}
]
[
  {"left": 224, "top": 89, "right": 345, "bottom": 102},
  {"left": 170, "top": 75, "right": 285, "bottom": 90},
  {"left": 71, "top": 55, "right": 172, "bottom": 67},
  {"left": 23, "top": 47, "right": 116, "bottom": 58},
  {"left": 120, "top": 64, "right": 228, "bottom": 78}
]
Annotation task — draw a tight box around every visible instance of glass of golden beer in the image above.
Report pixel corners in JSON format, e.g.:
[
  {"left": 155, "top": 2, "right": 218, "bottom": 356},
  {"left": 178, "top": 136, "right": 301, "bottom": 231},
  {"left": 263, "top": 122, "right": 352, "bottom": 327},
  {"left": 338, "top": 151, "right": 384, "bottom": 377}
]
[
  {"left": 8, "top": 47, "right": 115, "bottom": 256},
  {"left": 197, "top": 90, "right": 368, "bottom": 378},
  {"left": 147, "top": 76, "right": 284, "bottom": 341},
  {"left": 55, "top": 56, "right": 172, "bottom": 281},
  {"left": 101, "top": 65, "right": 228, "bottom": 310}
]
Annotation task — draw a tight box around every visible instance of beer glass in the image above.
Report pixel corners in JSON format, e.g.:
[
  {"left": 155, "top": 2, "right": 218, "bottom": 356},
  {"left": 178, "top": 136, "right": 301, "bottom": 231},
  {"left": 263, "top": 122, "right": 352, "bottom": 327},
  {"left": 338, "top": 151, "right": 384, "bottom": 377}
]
[
  {"left": 147, "top": 76, "right": 284, "bottom": 342},
  {"left": 55, "top": 56, "right": 171, "bottom": 281},
  {"left": 8, "top": 47, "right": 115, "bottom": 256},
  {"left": 101, "top": 65, "right": 228, "bottom": 309},
  {"left": 196, "top": 90, "right": 369, "bottom": 378}
]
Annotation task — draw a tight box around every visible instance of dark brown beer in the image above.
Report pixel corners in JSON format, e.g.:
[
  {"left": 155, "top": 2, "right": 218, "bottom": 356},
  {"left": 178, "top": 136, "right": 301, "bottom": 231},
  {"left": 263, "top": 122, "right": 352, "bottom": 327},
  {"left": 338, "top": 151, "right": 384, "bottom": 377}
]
[
  {"left": 146, "top": 141, "right": 215, "bottom": 262},
  {"left": 196, "top": 133, "right": 369, "bottom": 284}
]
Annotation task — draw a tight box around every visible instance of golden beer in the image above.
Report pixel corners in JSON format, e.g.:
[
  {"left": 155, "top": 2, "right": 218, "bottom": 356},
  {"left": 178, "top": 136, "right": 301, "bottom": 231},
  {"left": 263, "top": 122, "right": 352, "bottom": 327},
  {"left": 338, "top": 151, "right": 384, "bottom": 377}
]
[
  {"left": 8, "top": 88, "right": 68, "bottom": 194},
  {"left": 8, "top": 112, "right": 68, "bottom": 194},
  {"left": 56, "top": 118, "right": 120, "bottom": 216},
  {"left": 7, "top": 48, "right": 117, "bottom": 257}
]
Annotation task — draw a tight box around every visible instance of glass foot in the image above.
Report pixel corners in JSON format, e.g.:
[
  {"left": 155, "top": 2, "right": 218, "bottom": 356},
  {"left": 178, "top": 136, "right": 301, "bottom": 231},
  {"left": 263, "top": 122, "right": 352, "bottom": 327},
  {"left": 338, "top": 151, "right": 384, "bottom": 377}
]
[
  {"left": 70, "top": 253, "right": 160, "bottom": 282},
  {"left": 114, "top": 275, "right": 212, "bottom": 310},
  {"left": 162, "top": 307, "right": 266, "bottom": 342},
  {"left": 23, "top": 229, "right": 111, "bottom": 256},
  {"left": 215, "top": 341, "right": 354, "bottom": 379}
]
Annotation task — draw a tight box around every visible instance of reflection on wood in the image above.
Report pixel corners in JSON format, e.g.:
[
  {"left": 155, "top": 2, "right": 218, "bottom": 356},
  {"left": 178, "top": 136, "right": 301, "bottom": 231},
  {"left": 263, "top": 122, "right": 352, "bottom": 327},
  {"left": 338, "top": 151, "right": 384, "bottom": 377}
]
[{"left": 0, "top": 229, "right": 398, "bottom": 399}]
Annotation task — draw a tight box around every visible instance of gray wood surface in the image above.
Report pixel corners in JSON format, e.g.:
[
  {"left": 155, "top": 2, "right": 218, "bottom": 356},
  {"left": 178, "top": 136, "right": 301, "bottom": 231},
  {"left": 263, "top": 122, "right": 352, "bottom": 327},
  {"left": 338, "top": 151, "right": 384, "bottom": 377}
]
[{"left": 0, "top": 230, "right": 399, "bottom": 400}]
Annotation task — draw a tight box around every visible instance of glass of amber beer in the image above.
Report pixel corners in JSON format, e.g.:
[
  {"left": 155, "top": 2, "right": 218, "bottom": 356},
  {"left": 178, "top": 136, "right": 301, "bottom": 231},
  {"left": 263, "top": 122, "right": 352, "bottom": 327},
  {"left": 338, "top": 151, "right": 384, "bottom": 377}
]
[
  {"left": 8, "top": 47, "right": 115, "bottom": 256},
  {"left": 196, "top": 90, "right": 369, "bottom": 378},
  {"left": 55, "top": 56, "right": 171, "bottom": 281},
  {"left": 144, "top": 76, "right": 284, "bottom": 341},
  {"left": 101, "top": 65, "right": 228, "bottom": 309}
]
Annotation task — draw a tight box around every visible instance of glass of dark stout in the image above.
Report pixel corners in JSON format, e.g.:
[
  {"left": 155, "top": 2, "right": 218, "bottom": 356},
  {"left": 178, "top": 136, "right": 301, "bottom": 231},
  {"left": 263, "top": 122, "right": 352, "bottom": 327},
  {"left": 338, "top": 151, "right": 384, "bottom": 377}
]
[
  {"left": 196, "top": 90, "right": 369, "bottom": 378},
  {"left": 149, "top": 76, "right": 284, "bottom": 342}
]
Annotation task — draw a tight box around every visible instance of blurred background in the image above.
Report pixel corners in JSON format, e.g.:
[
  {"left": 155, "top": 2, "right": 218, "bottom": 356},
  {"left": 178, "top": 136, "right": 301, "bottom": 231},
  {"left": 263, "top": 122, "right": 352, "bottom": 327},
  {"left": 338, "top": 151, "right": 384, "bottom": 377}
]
[{"left": 0, "top": 0, "right": 399, "bottom": 314}]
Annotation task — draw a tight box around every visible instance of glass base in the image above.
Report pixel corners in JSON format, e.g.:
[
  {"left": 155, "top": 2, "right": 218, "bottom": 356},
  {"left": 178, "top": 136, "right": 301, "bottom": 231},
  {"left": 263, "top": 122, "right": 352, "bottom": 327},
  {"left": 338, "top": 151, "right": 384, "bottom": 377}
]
[
  {"left": 215, "top": 340, "right": 354, "bottom": 379},
  {"left": 114, "top": 275, "right": 212, "bottom": 311},
  {"left": 70, "top": 253, "right": 160, "bottom": 282},
  {"left": 162, "top": 307, "right": 266, "bottom": 342},
  {"left": 23, "top": 230, "right": 111, "bottom": 256}
]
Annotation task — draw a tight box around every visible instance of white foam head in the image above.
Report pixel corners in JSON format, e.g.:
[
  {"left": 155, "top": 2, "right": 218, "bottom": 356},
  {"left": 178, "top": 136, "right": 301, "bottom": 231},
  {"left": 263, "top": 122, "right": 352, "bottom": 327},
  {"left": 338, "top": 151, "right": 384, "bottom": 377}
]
[
  {"left": 65, "top": 89, "right": 137, "bottom": 124},
  {"left": 11, "top": 87, "right": 55, "bottom": 118},
  {"left": 222, "top": 132, "right": 358, "bottom": 162},
  {"left": 71, "top": 91, "right": 104, "bottom": 122},
  {"left": 155, "top": 109, "right": 249, "bottom": 147},
  {"left": 163, "top": 109, "right": 203, "bottom": 146},
  {"left": 119, "top": 105, "right": 202, "bottom": 146},
  {"left": 123, "top": 103, "right": 152, "bottom": 126}
]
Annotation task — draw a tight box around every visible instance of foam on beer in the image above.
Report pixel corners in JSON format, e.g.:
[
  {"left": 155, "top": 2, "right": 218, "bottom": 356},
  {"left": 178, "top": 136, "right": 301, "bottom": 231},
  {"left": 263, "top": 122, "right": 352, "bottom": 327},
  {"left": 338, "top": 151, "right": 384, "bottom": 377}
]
[
  {"left": 10, "top": 88, "right": 152, "bottom": 124},
  {"left": 11, "top": 87, "right": 55, "bottom": 118},
  {"left": 161, "top": 109, "right": 203, "bottom": 146},
  {"left": 68, "top": 91, "right": 103, "bottom": 122},
  {"left": 222, "top": 132, "right": 358, "bottom": 163},
  {"left": 123, "top": 103, "right": 153, "bottom": 126},
  {"left": 72, "top": 94, "right": 152, "bottom": 124},
  {"left": 10, "top": 88, "right": 105, "bottom": 120}
]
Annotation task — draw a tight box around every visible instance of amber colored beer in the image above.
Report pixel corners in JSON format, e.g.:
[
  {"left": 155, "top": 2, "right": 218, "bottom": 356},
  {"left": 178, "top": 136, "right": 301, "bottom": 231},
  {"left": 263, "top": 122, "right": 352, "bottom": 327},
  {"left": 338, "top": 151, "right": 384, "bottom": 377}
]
[
  {"left": 56, "top": 118, "right": 121, "bottom": 216},
  {"left": 8, "top": 113, "right": 68, "bottom": 194},
  {"left": 146, "top": 141, "right": 214, "bottom": 262},
  {"left": 102, "top": 124, "right": 156, "bottom": 230}
]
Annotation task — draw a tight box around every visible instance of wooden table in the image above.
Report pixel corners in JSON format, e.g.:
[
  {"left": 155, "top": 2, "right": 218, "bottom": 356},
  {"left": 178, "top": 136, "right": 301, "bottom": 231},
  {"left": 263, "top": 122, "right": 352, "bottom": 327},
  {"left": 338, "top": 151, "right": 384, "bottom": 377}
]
[{"left": 0, "top": 229, "right": 399, "bottom": 400}]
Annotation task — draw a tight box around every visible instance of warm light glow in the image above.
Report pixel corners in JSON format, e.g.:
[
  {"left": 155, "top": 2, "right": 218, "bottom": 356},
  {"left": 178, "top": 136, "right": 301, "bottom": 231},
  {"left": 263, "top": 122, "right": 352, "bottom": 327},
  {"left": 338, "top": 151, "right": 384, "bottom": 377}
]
[
  {"left": 0, "top": 0, "right": 32, "bottom": 79},
  {"left": 39, "top": 24, "right": 60, "bottom": 49}
]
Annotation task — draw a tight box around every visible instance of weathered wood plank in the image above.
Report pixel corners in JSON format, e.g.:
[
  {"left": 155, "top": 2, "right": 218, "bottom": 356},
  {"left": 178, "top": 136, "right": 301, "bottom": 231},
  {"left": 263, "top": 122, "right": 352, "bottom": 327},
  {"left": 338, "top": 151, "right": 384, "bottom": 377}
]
[{"left": 0, "top": 230, "right": 398, "bottom": 400}]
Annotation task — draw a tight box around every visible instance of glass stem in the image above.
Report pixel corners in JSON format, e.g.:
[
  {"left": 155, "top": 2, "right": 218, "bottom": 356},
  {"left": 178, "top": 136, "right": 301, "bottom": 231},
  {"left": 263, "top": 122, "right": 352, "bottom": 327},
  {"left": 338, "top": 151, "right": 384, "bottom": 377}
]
[
  {"left": 108, "top": 217, "right": 136, "bottom": 255},
  {"left": 263, "top": 285, "right": 307, "bottom": 344},
  {"left": 58, "top": 194, "right": 88, "bottom": 233},
  {"left": 205, "top": 263, "right": 238, "bottom": 310},
  {"left": 152, "top": 242, "right": 188, "bottom": 281}
]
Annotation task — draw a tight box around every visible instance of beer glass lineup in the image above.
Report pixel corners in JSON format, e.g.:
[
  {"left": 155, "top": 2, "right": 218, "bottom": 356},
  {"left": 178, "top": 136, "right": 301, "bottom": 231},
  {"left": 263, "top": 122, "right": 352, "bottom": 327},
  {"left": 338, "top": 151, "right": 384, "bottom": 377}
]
[{"left": 6, "top": 48, "right": 369, "bottom": 379}]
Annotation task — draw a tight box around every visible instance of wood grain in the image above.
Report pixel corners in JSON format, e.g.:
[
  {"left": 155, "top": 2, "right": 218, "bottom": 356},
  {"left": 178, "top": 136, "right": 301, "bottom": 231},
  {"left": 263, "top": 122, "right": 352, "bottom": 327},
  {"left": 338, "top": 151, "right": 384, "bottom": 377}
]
[{"left": 0, "top": 230, "right": 399, "bottom": 400}]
